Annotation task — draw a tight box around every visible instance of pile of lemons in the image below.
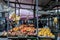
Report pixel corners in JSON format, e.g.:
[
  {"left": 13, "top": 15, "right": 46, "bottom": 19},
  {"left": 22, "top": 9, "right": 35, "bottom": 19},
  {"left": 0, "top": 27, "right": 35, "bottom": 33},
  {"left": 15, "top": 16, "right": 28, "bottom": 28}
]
[{"left": 38, "top": 28, "right": 55, "bottom": 37}]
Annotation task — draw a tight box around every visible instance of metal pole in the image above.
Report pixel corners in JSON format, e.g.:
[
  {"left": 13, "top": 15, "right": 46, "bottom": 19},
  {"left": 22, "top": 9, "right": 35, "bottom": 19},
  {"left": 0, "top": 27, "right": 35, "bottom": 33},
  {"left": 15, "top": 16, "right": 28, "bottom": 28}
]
[
  {"left": 7, "top": 0, "right": 9, "bottom": 31},
  {"left": 55, "top": 0, "right": 58, "bottom": 40},
  {"left": 19, "top": 2, "right": 20, "bottom": 16},
  {"left": 33, "top": 2, "right": 36, "bottom": 27},
  {"left": 7, "top": 0, "right": 10, "bottom": 39},
  {"left": 18, "top": 0, "right": 20, "bottom": 26},
  {"left": 15, "top": 0, "right": 16, "bottom": 15},
  {"left": 15, "top": 0, "right": 17, "bottom": 27},
  {"left": 35, "top": 0, "right": 39, "bottom": 40}
]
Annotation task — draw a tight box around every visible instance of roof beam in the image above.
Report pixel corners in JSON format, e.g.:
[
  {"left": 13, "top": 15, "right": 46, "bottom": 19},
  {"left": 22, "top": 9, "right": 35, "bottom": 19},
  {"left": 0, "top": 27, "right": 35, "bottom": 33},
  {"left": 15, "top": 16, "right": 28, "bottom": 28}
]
[
  {"left": 44, "top": 0, "right": 52, "bottom": 7},
  {"left": 43, "top": 2, "right": 60, "bottom": 10},
  {"left": 10, "top": 6, "right": 34, "bottom": 10},
  {"left": 4, "top": 0, "right": 44, "bottom": 7}
]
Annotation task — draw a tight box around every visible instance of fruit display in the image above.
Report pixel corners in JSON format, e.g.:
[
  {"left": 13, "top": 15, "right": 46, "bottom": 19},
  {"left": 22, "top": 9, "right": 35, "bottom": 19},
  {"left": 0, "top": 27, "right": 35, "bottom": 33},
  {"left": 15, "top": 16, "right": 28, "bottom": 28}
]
[
  {"left": 38, "top": 27, "right": 55, "bottom": 38},
  {"left": 7, "top": 24, "right": 36, "bottom": 36},
  {"left": 1, "top": 23, "right": 55, "bottom": 39}
]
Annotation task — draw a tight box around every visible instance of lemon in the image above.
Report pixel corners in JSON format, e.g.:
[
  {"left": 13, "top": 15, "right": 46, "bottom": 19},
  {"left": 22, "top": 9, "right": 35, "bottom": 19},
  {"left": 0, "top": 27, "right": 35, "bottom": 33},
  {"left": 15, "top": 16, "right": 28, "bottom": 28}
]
[
  {"left": 38, "top": 32, "right": 42, "bottom": 36},
  {"left": 44, "top": 33, "right": 47, "bottom": 36}
]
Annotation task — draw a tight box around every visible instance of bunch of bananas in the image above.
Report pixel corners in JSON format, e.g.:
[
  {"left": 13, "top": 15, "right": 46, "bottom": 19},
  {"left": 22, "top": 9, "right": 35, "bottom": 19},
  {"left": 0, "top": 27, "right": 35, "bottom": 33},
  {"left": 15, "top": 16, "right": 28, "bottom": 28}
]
[{"left": 9, "top": 13, "right": 20, "bottom": 23}]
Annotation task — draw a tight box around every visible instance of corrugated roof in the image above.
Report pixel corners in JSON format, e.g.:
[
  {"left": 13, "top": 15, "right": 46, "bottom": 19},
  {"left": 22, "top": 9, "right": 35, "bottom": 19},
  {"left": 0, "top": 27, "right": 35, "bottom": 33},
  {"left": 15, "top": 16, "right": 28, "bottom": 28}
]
[{"left": 4, "top": 0, "right": 60, "bottom": 10}]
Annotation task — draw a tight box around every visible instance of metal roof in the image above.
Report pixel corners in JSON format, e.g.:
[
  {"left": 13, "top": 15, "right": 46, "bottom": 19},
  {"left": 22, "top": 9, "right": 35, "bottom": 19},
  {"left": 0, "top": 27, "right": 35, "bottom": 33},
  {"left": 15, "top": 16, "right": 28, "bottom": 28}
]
[{"left": 4, "top": 0, "right": 60, "bottom": 10}]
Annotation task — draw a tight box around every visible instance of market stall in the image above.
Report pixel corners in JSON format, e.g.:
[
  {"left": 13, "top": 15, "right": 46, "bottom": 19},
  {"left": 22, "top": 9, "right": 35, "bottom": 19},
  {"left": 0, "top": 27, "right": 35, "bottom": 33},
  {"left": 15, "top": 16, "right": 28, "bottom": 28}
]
[{"left": 0, "top": 0, "right": 60, "bottom": 40}]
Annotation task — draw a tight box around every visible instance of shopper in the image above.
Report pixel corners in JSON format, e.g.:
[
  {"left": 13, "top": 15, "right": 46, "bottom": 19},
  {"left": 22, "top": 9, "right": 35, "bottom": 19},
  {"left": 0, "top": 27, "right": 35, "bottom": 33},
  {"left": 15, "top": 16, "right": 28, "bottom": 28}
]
[{"left": 38, "top": 20, "right": 43, "bottom": 28}]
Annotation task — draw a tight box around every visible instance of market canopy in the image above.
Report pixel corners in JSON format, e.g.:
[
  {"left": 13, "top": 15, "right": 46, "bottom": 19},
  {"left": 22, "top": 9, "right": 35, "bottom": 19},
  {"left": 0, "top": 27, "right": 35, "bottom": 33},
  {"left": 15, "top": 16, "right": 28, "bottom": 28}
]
[
  {"left": 4, "top": 0, "right": 60, "bottom": 10},
  {"left": 2, "top": 0, "right": 60, "bottom": 19}
]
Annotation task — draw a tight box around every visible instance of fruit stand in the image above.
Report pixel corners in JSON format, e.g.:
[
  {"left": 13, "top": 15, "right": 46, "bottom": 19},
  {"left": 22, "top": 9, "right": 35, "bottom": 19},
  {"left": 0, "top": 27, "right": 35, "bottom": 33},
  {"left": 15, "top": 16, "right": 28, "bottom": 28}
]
[{"left": 0, "top": 0, "right": 60, "bottom": 40}]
